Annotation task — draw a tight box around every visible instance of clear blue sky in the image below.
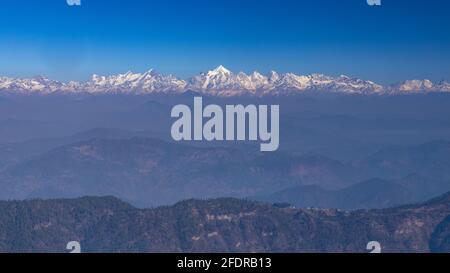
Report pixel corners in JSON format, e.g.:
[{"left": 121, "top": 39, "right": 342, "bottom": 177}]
[{"left": 0, "top": 0, "right": 449, "bottom": 84}]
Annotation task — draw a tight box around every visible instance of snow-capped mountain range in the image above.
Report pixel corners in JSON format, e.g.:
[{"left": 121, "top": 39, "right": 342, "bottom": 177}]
[{"left": 1, "top": 65, "right": 449, "bottom": 96}]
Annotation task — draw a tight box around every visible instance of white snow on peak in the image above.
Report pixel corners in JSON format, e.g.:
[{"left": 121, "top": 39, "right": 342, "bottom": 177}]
[
  {"left": 0, "top": 67, "right": 448, "bottom": 96},
  {"left": 398, "top": 79, "right": 434, "bottom": 92},
  {"left": 211, "top": 65, "right": 231, "bottom": 75}
]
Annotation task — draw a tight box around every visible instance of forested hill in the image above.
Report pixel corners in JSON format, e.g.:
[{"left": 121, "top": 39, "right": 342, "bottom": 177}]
[{"left": 0, "top": 193, "right": 449, "bottom": 253}]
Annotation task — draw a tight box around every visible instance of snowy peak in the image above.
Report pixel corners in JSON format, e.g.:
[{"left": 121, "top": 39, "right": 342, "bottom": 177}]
[
  {"left": 398, "top": 79, "right": 434, "bottom": 92},
  {"left": 85, "top": 70, "right": 186, "bottom": 93},
  {"left": 0, "top": 67, "right": 449, "bottom": 96},
  {"left": 395, "top": 79, "right": 450, "bottom": 93},
  {"left": 210, "top": 65, "right": 231, "bottom": 75},
  {"left": 268, "top": 71, "right": 280, "bottom": 83},
  {"left": 0, "top": 76, "right": 64, "bottom": 94},
  {"left": 188, "top": 66, "right": 264, "bottom": 95},
  {"left": 438, "top": 81, "right": 450, "bottom": 91}
]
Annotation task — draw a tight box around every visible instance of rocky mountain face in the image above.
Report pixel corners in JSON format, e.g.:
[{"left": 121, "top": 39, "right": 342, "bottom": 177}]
[
  {"left": 0, "top": 193, "right": 448, "bottom": 253},
  {"left": 1, "top": 66, "right": 449, "bottom": 96}
]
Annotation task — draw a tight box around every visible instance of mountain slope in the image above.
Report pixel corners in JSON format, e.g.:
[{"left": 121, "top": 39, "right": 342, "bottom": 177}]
[
  {"left": 430, "top": 215, "right": 450, "bottom": 252},
  {"left": 354, "top": 140, "right": 450, "bottom": 181},
  {"left": 0, "top": 193, "right": 448, "bottom": 252},
  {"left": 0, "top": 128, "right": 151, "bottom": 169},
  {"left": 0, "top": 138, "right": 359, "bottom": 206},
  {"left": 2, "top": 138, "right": 449, "bottom": 208},
  {"left": 255, "top": 174, "right": 450, "bottom": 210}
]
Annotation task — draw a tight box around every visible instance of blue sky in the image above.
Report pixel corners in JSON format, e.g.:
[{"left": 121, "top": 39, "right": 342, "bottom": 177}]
[{"left": 0, "top": 0, "right": 449, "bottom": 84}]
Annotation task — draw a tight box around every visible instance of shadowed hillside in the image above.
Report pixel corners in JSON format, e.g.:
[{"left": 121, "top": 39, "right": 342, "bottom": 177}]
[{"left": 0, "top": 192, "right": 449, "bottom": 253}]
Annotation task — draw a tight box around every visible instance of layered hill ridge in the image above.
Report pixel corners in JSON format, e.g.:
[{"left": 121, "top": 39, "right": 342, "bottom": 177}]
[
  {"left": 0, "top": 192, "right": 449, "bottom": 252},
  {"left": 1, "top": 136, "right": 449, "bottom": 208},
  {"left": 1, "top": 66, "right": 449, "bottom": 96}
]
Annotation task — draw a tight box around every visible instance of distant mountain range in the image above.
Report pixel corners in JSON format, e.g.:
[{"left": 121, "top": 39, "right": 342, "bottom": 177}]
[
  {"left": 0, "top": 133, "right": 449, "bottom": 208},
  {"left": 254, "top": 174, "right": 450, "bottom": 210},
  {"left": 0, "top": 137, "right": 354, "bottom": 206},
  {"left": 0, "top": 192, "right": 449, "bottom": 252},
  {"left": 1, "top": 66, "right": 450, "bottom": 96}
]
